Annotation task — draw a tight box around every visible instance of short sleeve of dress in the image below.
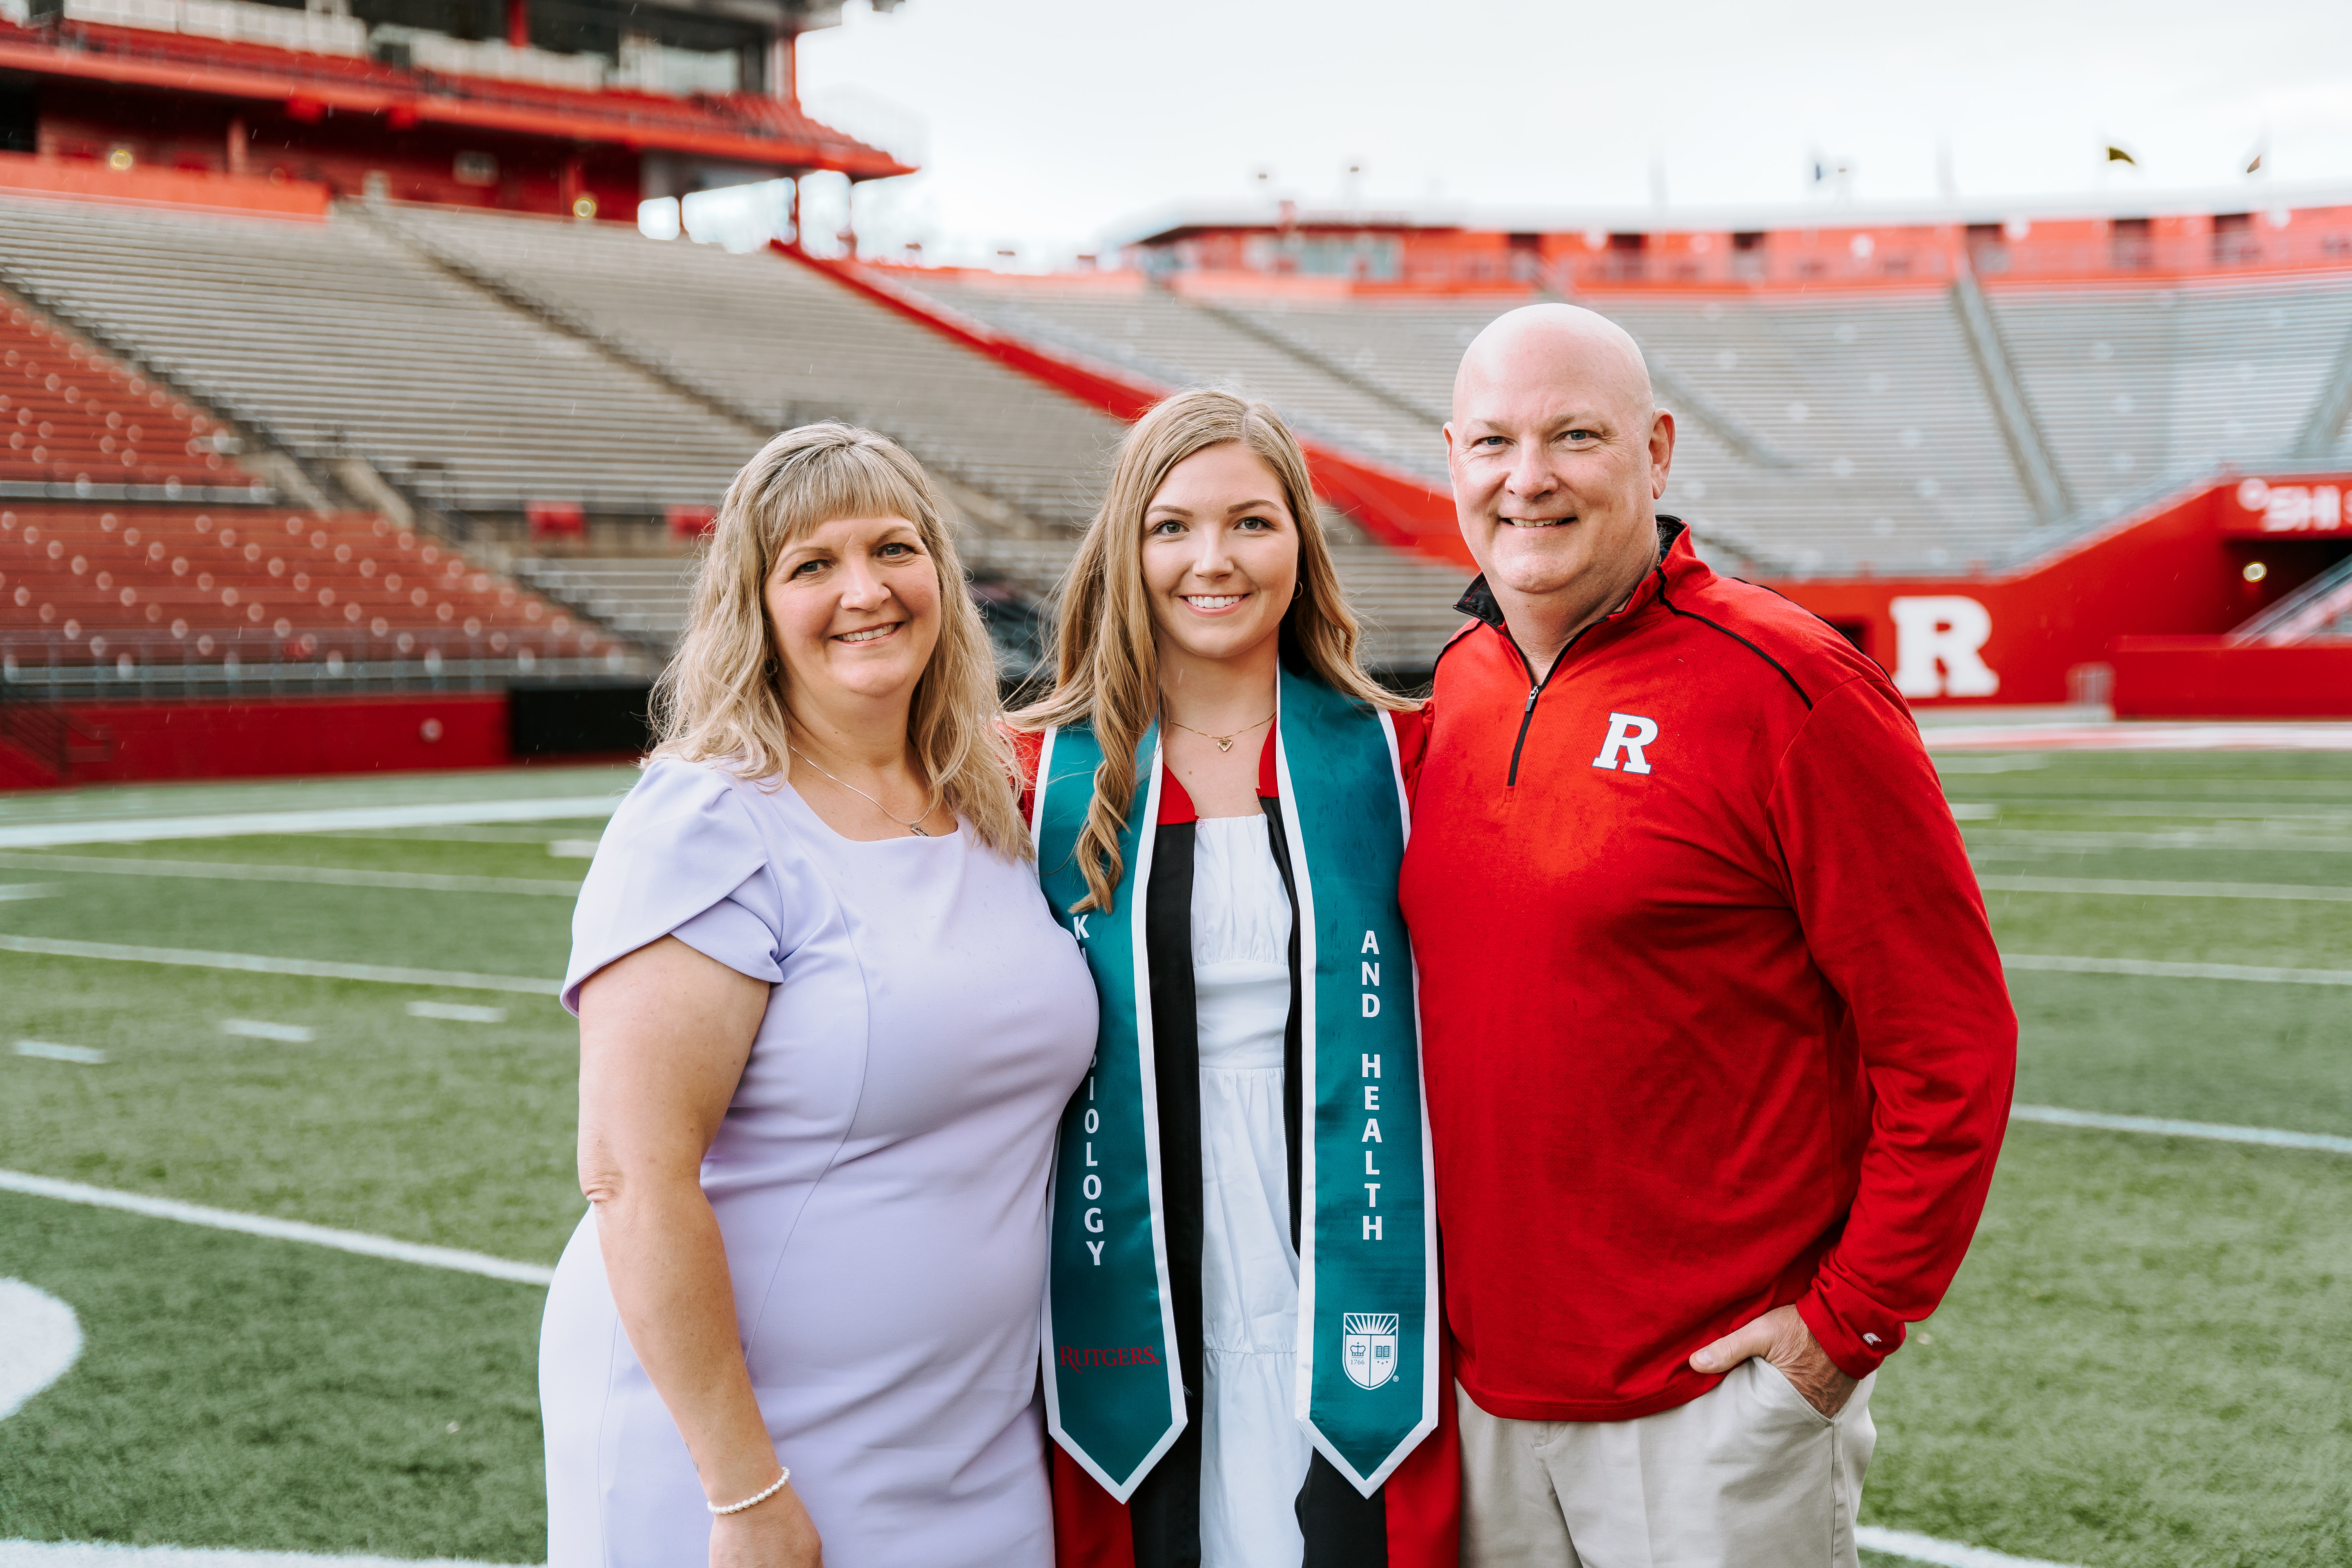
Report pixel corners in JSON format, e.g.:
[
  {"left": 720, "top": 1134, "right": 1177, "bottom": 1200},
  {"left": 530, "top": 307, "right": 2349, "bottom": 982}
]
[{"left": 562, "top": 759, "right": 787, "bottom": 1015}]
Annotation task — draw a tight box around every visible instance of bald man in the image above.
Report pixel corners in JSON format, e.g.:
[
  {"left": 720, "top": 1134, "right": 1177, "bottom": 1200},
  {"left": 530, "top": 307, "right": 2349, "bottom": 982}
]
[{"left": 1396, "top": 306, "right": 2015, "bottom": 1567}]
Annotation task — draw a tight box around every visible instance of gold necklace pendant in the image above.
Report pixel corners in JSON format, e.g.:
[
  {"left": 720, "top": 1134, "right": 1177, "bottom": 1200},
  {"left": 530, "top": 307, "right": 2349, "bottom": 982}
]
[{"left": 1168, "top": 710, "right": 1274, "bottom": 755}]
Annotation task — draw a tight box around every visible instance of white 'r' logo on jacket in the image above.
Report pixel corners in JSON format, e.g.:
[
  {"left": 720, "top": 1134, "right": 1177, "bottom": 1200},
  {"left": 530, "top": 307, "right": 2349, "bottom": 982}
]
[{"left": 1592, "top": 713, "right": 1659, "bottom": 775}]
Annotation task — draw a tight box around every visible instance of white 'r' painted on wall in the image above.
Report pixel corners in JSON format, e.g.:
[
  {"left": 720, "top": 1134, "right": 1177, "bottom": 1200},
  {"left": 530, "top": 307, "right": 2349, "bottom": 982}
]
[{"left": 1889, "top": 596, "right": 2001, "bottom": 699}]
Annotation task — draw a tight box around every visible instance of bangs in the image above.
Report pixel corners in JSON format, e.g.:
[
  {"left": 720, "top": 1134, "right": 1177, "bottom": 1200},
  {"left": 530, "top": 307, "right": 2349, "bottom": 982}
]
[{"left": 753, "top": 438, "right": 938, "bottom": 555}]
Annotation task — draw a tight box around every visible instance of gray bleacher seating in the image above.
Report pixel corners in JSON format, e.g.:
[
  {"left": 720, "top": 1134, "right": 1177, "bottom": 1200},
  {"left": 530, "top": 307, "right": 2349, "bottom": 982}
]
[
  {"left": 1990, "top": 274, "right": 2352, "bottom": 512},
  {"left": 896, "top": 274, "right": 2352, "bottom": 581},
  {"left": 893, "top": 276, "right": 1447, "bottom": 479},
  {"left": 376, "top": 204, "right": 1126, "bottom": 531},
  {"left": 0, "top": 194, "right": 760, "bottom": 515}
]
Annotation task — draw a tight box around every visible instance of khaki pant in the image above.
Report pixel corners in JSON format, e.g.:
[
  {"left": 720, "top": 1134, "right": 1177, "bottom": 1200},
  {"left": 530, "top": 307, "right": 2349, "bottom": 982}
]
[{"left": 1457, "top": 1361, "right": 1877, "bottom": 1568}]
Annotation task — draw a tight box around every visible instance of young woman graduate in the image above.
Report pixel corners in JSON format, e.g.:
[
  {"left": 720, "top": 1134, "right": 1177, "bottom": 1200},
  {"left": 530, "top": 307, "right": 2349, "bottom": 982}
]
[{"left": 1015, "top": 390, "right": 1459, "bottom": 1568}]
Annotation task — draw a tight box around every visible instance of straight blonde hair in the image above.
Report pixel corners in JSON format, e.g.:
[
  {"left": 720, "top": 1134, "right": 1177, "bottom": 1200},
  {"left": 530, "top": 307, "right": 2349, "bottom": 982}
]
[
  {"left": 1017, "top": 390, "right": 1405, "bottom": 912},
  {"left": 652, "top": 422, "right": 1029, "bottom": 860}
]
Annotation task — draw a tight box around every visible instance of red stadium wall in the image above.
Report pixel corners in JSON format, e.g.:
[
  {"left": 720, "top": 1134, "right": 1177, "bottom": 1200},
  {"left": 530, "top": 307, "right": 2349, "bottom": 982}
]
[
  {"left": 1768, "top": 476, "right": 2352, "bottom": 707},
  {"left": 2108, "top": 639, "right": 2352, "bottom": 719},
  {"left": 0, "top": 146, "right": 331, "bottom": 217},
  {"left": 0, "top": 692, "right": 508, "bottom": 789}
]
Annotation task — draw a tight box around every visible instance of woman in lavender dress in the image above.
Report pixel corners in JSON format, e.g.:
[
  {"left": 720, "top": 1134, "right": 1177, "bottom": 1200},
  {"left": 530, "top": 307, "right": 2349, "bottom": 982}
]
[{"left": 541, "top": 424, "right": 1097, "bottom": 1568}]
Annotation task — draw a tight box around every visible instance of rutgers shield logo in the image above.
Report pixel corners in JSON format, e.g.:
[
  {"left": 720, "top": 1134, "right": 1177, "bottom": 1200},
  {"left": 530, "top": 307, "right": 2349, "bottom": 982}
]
[{"left": 1341, "top": 1313, "right": 1399, "bottom": 1390}]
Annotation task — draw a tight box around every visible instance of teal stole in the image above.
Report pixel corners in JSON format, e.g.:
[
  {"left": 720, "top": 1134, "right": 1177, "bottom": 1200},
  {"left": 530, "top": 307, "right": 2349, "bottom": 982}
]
[{"left": 1031, "top": 666, "right": 1438, "bottom": 1501}]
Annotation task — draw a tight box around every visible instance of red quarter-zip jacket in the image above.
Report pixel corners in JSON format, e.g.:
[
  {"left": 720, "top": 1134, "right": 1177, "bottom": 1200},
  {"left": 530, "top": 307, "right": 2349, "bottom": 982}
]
[{"left": 1398, "top": 521, "right": 2015, "bottom": 1423}]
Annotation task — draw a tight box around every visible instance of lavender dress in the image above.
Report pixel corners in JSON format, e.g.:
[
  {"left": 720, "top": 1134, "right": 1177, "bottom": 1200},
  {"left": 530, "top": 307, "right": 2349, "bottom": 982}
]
[{"left": 541, "top": 757, "right": 1096, "bottom": 1568}]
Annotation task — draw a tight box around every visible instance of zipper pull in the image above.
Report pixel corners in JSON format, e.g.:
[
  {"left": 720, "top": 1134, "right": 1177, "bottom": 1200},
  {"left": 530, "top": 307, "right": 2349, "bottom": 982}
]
[{"left": 1523, "top": 686, "right": 1540, "bottom": 713}]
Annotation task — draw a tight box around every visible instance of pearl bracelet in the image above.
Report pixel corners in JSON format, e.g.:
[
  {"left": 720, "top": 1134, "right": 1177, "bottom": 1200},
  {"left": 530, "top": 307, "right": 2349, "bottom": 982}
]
[{"left": 708, "top": 1468, "right": 790, "bottom": 1517}]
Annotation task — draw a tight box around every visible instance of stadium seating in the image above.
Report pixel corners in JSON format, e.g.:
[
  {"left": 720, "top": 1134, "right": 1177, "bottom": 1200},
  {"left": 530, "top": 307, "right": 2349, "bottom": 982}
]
[
  {"left": 1989, "top": 274, "right": 2352, "bottom": 511},
  {"left": 893, "top": 275, "right": 1445, "bottom": 477},
  {"left": 0, "top": 194, "right": 762, "bottom": 517},
  {"left": 2, "top": 304, "right": 250, "bottom": 491},
  {"left": 374, "top": 204, "right": 1127, "bottom": 531},
  {"left": 1, "top": 503, "right": 618, "bottom": 673},
  {"left": 886, "top": 272, "right": 2352, "bottom": 579}
]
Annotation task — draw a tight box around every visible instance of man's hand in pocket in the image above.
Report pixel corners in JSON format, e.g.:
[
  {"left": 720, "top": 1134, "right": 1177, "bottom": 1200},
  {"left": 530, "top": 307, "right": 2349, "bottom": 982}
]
[{"left": 1689, "top": 1304, "right": 1860, "bottom": 1417}]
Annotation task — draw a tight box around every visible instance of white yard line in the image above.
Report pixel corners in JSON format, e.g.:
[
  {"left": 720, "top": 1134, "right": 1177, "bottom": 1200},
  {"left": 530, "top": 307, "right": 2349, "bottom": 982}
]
[
  {"left": 1978, "top": 875, "right": 2352, "bottom": 902},
  {"left": 0, "top": 935, "right": 561, "bottom": 995},
  {"left": 2010, "top": 1105, "right": 2352, "bottom": 1155},
  {"left": 2002, "top": 953, "right": 2352, "bottom": 986},
  {"left": 13, "top": 1041, "right": 106, "bottom": 1065},
  {"left": 0, "top": 796, "right": 623, "bottom": 850},
  {"left": 1922, "top": 721, "right": 2352, "bottom": 752},
  {"left": 0, "top": 1170, "right": 556, "bottom": 1287},
  {"left": 1857, "top": 1525, "right": 2092, "bottom": 1568},
  {"left": 0, "top": 1542, "right": 531, "bottom": 1567},
  {"left": 0, "top": 853, "right": 581, "bottom": 897}
]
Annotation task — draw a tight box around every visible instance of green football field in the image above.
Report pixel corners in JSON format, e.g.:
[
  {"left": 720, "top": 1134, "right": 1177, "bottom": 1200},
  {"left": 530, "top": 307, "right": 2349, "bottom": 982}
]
[{"left": 1, "top": 750, "right": 2348, "bottom": 1566}]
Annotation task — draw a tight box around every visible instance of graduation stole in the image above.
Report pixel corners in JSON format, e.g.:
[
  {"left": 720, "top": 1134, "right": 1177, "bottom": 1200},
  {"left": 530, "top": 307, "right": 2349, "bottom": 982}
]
[{"left": 1031, "top": 666, "right": 1439, "bottom": 1502}]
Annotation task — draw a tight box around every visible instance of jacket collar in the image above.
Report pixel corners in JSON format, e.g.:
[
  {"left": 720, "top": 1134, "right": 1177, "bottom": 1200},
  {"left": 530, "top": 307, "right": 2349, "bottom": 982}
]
[{"left": 1454, "top": 516, "right": 1694, "bottom": 634}]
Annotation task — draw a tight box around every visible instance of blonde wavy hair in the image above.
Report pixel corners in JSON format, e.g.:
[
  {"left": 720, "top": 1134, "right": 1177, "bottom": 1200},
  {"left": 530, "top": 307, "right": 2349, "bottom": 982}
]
[
  {"left": 1016, "top": 389, "right": 1406, "bottom": 912},
  {"left": 651, "top": 422, "right": 1028, "bottom": 860}
]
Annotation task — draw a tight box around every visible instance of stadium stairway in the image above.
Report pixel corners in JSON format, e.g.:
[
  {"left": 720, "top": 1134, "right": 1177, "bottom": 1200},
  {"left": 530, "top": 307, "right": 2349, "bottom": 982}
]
[{"left": 2233, "top": 550, "right": 2352, "bottom": 645}]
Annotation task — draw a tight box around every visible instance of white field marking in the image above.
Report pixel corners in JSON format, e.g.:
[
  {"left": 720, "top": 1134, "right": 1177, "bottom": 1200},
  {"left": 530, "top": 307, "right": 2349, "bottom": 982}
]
[
  {"left": 0, "top": 852, "right": 581, "bottom": 897},
  {"left": 1932, "top": 755, "right": 2051, "bottom": 774},
  {"left": 1856, "top": 1525, "right": 2091, "bottom": 1568},
  {"left": 219, "top": 1019, "right": 316, "bottom": 1044},
  {"left": 0, "top": 885, "right": 57, "bottom": 902},
  {"left": 1958, "top": 797, "right": 2352, "bottom": 820},
  {"left": 1979, "top": 875, "right": 2352, "bottom": 902},
  {"left": 1947, "top": 804, "right": 1999, "bottom": 820},
  {"left": 0, "top": 1278, "right": 83, "bottom": 1419},
  {"left": 1922, "top": 721, "right": 2352, "bottom": 752},
  {"left": 0, "top": 934, "right": 561, "bottom": 995},
  {"left": 407, "top": 1000, "right": 507, "bottom": 1024},
  {"left": 0, "top": 1543, "right": 531, "bottom": 1567},
  {"left": 547, "top": 839, "right": 600, "bottom": 858},
  {"left": 1965, "top": 827, "right": 2352, "bottom": 853},
  {"left": 2002, "top": 953, "right": 2352, "bottom": 986},
  {"left": 0, "top": 795, "right": 623, "bottom": 851},
  {"left": 0, "top": 1170, "right": 556, "bottom": 1286},
  {"left": 13, "top": 1040, "right": 107, "bottom": 1065},
  {"left": 2011, "top": 1105, "right": 2352, "bottom": 1155}
]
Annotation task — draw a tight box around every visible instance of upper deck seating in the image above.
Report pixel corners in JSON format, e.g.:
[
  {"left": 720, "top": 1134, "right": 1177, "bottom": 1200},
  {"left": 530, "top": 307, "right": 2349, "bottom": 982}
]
[
  {"left": 1987, "top": 273, "right": 2352, "bottom": 509},
  {"left": 0, "top": 194, "right": 762, "bottom": 516},
  {"left": 380, "top": 205, "right": 1127, "bottom": 530}
]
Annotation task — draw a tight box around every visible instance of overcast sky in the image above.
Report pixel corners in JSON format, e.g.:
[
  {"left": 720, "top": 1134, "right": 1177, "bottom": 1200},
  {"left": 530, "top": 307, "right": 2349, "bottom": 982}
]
[{"left": 768, "top": 0, "right": 2352, "bottom": 267}]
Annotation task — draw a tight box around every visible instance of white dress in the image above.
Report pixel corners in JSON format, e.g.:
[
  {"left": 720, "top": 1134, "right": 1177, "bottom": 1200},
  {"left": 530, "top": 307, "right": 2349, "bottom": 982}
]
[{"left": 1190, "top": 814, "right": 1309, "bottom": 1568}]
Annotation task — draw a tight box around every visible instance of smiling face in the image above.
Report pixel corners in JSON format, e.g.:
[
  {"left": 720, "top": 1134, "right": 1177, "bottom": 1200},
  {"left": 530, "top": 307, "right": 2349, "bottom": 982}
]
[
  {"left": 1445, "top": 306, "right": 1675, "bottom": 605},
  {"left": 762, "top": 513, "right": 943, "bottom": 713},
  {"left": 1140, "top": 441, "right": 1300, "bottom": 670}
]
